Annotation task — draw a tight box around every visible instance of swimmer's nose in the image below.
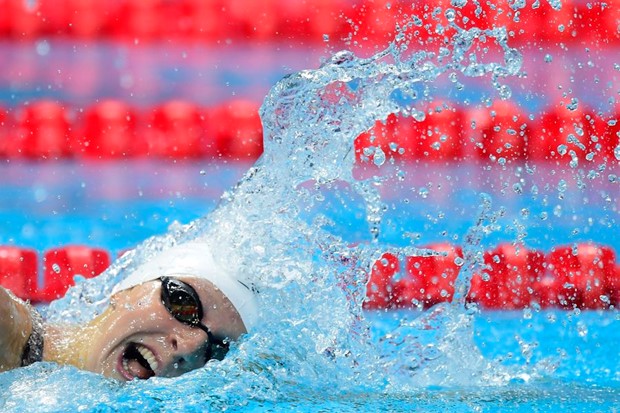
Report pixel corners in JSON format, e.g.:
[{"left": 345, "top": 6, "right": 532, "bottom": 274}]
[{"left": 165, "top": 328, "right": 211, "bottom": 374}]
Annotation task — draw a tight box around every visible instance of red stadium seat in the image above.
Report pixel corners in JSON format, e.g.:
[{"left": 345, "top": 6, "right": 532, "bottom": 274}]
[
  {"left": 544, "top": 244, "right": 615, "bottom": 309},
  {"left": 403, "top": 243, "right": 463, "bottom": 308},
  {"left": 205, "top": 100, "right": 263, "bottom": 160},
  {"left": 348, "top": 0, "right": 398, "bottom": 51},
  {"left": 602, "top": 105, "right": 620, "bottom": 162},
  {"left": 391, "top": 271, "right": 425, "bottom": 309},
  {"left": 529, "top": 100, "right": 600, "bottom": 162},
  {"left": 506, "top": 0, "right": 577, "bottom": 46},
  {"left": 75, "top": 100, "right": 145, "bottom": 159},
  {"left": 11, "top": 100, "right": 73, "bottom": 159},
  {"left": 276, "top": 0, "right": 346, "bottom": 41},
  {"left": 0, "top": 105, "right": 10, "bottom": 156},
  {"left": 66, "top": 0, "right": 109, "bottom": 38},
  {"left": 406, "top": 102, "right": 465, "bottom": 162},
  {"left": 468, "top": 244, "right": 544, "bottom": 309},
  {"left": 354, "top": 113, "right": 410, "bottom": 166},
  {"left": 153, "top": 0, "right": 197, "bottom": 40},
  {"left": 37, "top": 0, "right": 71, "bottom": 35},
  {"left": 610, "top": 264, "right": 620, "bottom": 307},
  {"left": 228, "top": 0, "right": 279, "bottom": 41},
  {"left": 147, "top": 100, "right": 207, "bottom": 159},
  {"left": 532, "top": 269, "right": 567, "bottom": 309},
  {"left": 0, "top": 0, "right": 9, "bottom": 36},
  {"left": 108, "top": 0, "right": 160, "bottom": 41},
  {"left": 469, "top": 101, "right": 529, "bottom": 163},
  {"left": 6, "top": 0, "right": 44, "bottom": 38},
  {"left": 0, "top": 246, "right": 38, "bottom": 301},
  {"left": 364, "top": 252, "right": 399, "bottom": 309},
  {"left": 41, "top": 246, "right": 111, "bottom": 301},
  {"left": 187, "top": 0, "right": 226, "bottom": 41}
]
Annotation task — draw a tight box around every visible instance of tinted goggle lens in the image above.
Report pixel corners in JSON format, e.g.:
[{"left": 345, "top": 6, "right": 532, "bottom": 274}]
[{"left": 160, "top": 277, "right": 203, "bottom": 326}]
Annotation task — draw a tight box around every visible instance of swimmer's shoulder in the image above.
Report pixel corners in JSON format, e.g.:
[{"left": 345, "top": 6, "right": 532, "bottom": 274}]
[{"left": 0, "top": 286, "right": 34, "bottom": 371}]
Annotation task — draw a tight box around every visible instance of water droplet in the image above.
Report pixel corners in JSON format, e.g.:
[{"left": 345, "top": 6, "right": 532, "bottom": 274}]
[
  {"left": 544, "top": 54, "right": 553, "bottom": 63},
  {"left": 497, "top": 84, "right": 512, "bottom": 99},
  {"left": 547, "top": 0, "right": 562, "bottom": 11},
  {"left": 52, "top": 263, "right": 61, "bottom": 274},
  {"left": 373, "top": 147, "right": 386, "bottom": 166},
  {"left": 577, "top": 321, "right": 588, "bottom": 338},
  {"left": 558, "top": 179, "right": 567, "bottom": 192},
  {"left": 513, "top": 183, "right": 523, "bottom": 194},
  {"left": 36, "top": 40, "right": 50, "bottom": 56},
  {"left": 566, "top": 98, "right": 579, "bottom": 111},
  {"left": 445, "top": 8, "right": 457, "bottom": 22},
  {"left": 557, "top": 144, "right": 568, "bottom": 156}
]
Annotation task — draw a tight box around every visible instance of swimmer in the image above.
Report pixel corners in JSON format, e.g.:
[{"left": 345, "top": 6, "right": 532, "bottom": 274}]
[{"left": 0, "top": 242, "right": 258, "bottom": 381}]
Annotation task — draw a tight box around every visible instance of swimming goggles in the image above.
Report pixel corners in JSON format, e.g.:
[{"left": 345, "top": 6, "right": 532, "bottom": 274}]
[{"left": 159, "top": 276, "right": 229, "bottom": 362}]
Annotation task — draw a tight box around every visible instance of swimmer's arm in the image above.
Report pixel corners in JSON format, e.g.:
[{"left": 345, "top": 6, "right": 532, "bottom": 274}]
[{"left": 0, "top": 286, "right": 33, "bottom": 371}]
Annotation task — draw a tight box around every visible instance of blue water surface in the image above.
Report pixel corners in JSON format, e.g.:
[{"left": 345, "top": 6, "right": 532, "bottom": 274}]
[{"left": 0, "top": 161, "right": 618, "bottom": 411}]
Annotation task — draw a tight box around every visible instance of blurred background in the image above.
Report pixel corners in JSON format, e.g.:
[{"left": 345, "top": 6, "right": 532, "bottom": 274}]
[{"left": 0, "top": 0, "right": 617, "bottom": 303}]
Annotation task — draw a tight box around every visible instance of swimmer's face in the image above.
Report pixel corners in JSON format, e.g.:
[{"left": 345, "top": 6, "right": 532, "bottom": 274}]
[{"left": 82, "top": 277, "right": 247, "bottom": 381}]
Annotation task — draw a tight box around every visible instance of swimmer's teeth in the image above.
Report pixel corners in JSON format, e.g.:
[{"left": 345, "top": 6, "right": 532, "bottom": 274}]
[{"left": 137, "top": 345, "right": 159, "bottom": 371}]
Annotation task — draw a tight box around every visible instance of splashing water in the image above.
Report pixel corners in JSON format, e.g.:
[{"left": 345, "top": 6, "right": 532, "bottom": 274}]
[{"left": 0, "top": 5, "right": 582, "bottom": 412}]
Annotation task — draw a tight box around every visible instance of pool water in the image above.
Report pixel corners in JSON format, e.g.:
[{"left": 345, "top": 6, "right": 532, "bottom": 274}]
[{"left": 0, "top": 161, "right": 618, "bottom": 412}]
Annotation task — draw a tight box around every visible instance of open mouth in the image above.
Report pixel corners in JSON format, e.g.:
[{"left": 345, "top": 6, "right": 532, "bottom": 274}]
[{"left": 118, "top": 343, "right": 159, "bottom": 380}]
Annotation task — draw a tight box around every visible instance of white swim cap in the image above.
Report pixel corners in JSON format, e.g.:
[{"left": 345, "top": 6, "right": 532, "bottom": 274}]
[{"left": 112, "top": 242, "right": 258, "bottom": 331}]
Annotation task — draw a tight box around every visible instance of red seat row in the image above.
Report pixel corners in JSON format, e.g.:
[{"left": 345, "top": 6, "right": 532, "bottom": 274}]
[
  {"left": 0, "top": 245, "right": 110, "bottom": 303},
  {"left": 0, "top": 0, "right": 616, "bottom": 46},
  {"left": 365, "top": 242, "right": 620, "bottom": 310},
  {"left": 357, "top": 99, "right": 620, "bottom": 164},
  {"left": 1, "top": 98, "right": 618, "bottom": 162},
  {"left": 1, "top": 242, "right": 618, "bottom": 310},
  {"left": 0, "top": 99, "right": 263, "bottom": 160}
]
